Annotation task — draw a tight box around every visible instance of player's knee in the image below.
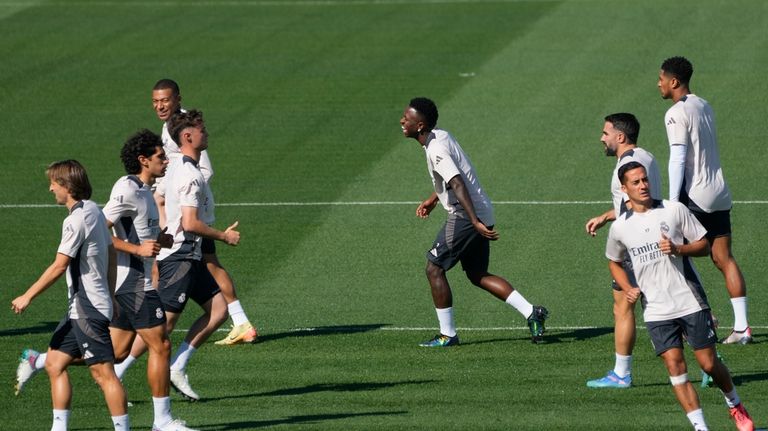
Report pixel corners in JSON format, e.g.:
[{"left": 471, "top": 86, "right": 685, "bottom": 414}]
[
  {"left": 425, "top": 261, "right": 444, "bottom": 280},
  {"left": 669, "top": 373, "right": 689, "bottom": 386}
]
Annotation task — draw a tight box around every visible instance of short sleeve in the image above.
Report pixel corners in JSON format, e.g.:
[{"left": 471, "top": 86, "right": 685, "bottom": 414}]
[
  {"left": 57, "top": 215, "right": 85, "bottom": 258},
  {"left": 605, "top": 223, "right": 627, "bottom": 262},
  {"left": 102, "top": 183, "right": 135, "bottom": 224},
  {"left": 664, "top": 108, "right": 689, "bottom": 147},
  {"left": 430, "top": 145, "right": 461, "bottom": 184}
]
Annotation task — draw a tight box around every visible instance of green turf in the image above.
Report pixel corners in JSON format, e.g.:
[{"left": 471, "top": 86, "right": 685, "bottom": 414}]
[{"left": 1, "top": 0, "right": 767, "bottom": 429}]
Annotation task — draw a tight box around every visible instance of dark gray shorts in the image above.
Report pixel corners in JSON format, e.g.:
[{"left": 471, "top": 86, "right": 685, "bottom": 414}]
[
  {"left": 50, "top": 316, "right": 115, "bottom": 365},
  {"left": 427, "top": 213, "right": 490, "bottom": 273},
  {"left": 111, "top": 290, "right": 166, "bottom": 331},
  {"left": 646, "top": 310, "right": 717, "bottom": 356},
  {"left": 691, "top": 209, "right": 731, "bottom": 239},
  {"left": 157, "top": 259, "right": 220, "bottom": 313}
]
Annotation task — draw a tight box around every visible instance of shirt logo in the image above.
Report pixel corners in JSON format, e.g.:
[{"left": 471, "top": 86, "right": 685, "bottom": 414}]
[
  {"left": 435, "top": 155, "right": 443, "bottom": 164},
  {"left": 156, "top": 308, "right": 163, "bottom": 319},
  {"left": 666, "top": 117, "right": 676, "bottom": 126},
  {"left": 660, "top": 221, "right": 670, "bottom": 235},
  {"left": 178, "top": 293, "right": 186, "bottom": 303}
]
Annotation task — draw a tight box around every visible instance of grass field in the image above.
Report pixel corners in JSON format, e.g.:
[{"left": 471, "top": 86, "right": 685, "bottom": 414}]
[{"left": 1, "top": 0, "right": 767, "bottom": 429}]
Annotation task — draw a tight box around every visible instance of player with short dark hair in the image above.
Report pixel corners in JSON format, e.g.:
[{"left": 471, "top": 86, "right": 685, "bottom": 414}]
[{"left": 401, "top": 97, "right": 548, "bottom": 347}]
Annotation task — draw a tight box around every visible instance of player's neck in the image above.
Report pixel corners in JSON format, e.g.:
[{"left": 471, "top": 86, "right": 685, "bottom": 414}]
[
  {"left": 672, "top": 88, "right": 691, "bottom": 103},
  {"left": 138, "top": 171, "right": 155, "bottom": 186},
  {"left": 615, "top": 144, "right": 636, "bottom": 159},
  {"left": 65, "top": 196, "right": 79, "bottom": 211},
  {"left": 180, "top": 148, "right": 201, "bottom": 162},
  {"left": 630, "top": 198, "right": 652, "bottom": 213}
]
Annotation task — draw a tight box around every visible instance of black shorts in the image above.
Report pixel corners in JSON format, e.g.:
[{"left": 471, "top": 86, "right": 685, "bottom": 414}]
[
  {"left": 611, "top": 258, "right": 638, "bottom": 291},
  {"left": 646, "top": 310, "right": 718, "bottom": 356},
  {"left": 201, "top": 237, "right": 216, "bottom": 255},
  {"left": 50, "top": 316, "right": 115, "bottom": 365},
  {"left": 111, "top": 290, "right": 167, "bottom": 331},
  {"left": 427, "top": 213, "right": 490, "bottom": 273},
  {"left": 690, "top": 209, "right": 731, "bottom": 239},
  {"left": 157, "top": 259, "right": 220, "bottom": 313}
]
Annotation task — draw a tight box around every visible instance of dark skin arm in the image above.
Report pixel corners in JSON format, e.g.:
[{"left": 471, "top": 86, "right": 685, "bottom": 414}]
[{"left": 448, "top": 174, "right": 499, "bottom": 240}]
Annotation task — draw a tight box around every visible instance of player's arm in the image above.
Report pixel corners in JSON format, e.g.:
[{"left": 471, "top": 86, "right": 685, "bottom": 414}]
[
  {"left": 659, "top": 234, "right": 709, "bottom": 257},
  {"left": 107, "top": 243, "right": 117, "bottom": 297},
  {"left": 416, "top": 192, "right": 439, "bottom": 219},
  {"left": 104, "top": 219, "right": 161, "bottom": 257},
  {"left": 585, "top": 208, "right": 616, "bottom": 236},
  {"left": 668, "top": 144, "right": 686, "bottom": 201},
  {"left": 448, "top": 174, "right": 498, "bottom": 240},
  {"left": 154, "top": 193, "right": 167, "bottom": 229},
  {"left": 180, "top": 205, "right": 240, "bottom": 246},
  {"left": 11, "top": 253, "right": 71, "bottom": 314},
  {"left": 199, "top": 150, "right": 214, "bottom": 183},
  {"left": 608, "top": 259, "right": 641, "bottom": 304}
]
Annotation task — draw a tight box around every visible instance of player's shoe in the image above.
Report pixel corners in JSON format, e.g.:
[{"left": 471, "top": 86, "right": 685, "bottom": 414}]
[
  {"left": 15, "top": 349, "right": 41, "bottom": 396},
  {"left": 720, "top": 327, "right": 753, "bottom": 345},
  {"left": 701, "top": 351, "right": 725, "bottom": 388},
  {"left": 419, "top": 334, "right": 459, "bottom": 347},
  {"left": 214, "top": 322, "right": 258, "bottom": 345},
  {"left": 729, "top": 403, "right": 755, "bottom": 431},
  {"left": 586, "top": 370, "right": 632, "bottom": 388},
  {"left": 527, "top": 306, "right": 549, "bottom": 343},
  {"left": 170, "top": 370, "right": 200, "bottom": 401},
  {"left": 152, "top": 418, "right": 198, "bottom": 431}
]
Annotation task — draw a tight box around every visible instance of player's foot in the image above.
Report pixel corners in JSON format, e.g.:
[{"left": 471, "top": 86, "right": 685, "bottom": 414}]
[
  {"left": 586, "top": 370, "right": 632, "bottom": 388},
  {"left": 153, "top": 418, "right": 198, "bottom": 431},
  {"left": 729, "top": 403, "right": 755, "bottom": 431},
  {"left": 214, "top": 322, "right": 258, "bottom": 345},
  {"left": 170, "top": 370, "right": 200, "bottom": 401},
  {"left": 720, "top": 327, "right": 753, "bottom": 345},
  {"left": 419, "top": 333, "right": 459, "bottom": 347},
  {"left": 527, "top": 306, "right": 548, "bottom": 343},
  {"left": 15, "top": 349, "right": 41, "bottom": 396}
]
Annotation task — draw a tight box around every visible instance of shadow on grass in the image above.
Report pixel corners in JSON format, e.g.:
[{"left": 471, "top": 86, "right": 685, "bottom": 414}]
[
  {"left": 0, "top": 321, "right": 58, "bottom": 337},
  {"left": 198, "top": 410, "right": 408, "bottom": 430},
  {"left": 542, "top": 327, "right": 614, "bottom": 343},
  {"left": 733, "top": 371, "right": 768, "bottom": 385},
  {"left": 256, "top": 323, "right": 389, "bottom": 343}
]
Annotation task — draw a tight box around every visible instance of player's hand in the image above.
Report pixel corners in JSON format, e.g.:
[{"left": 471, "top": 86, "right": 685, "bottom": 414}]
[
  {"left": 659, "top": 233, "right": 678, "bottom": 256},
  {"left": 416, "top": 199, "right": 437, "bottom": 219},
  {"left": 585, "top": 215, "right": 607, "bottom": 237},
  {"left": 223, "top": 221, "right": 240, "bottom": 246},
  {"left": 11, "top": 295, "right": 31, "bottom": 314},
  {"left": 137, "top": 240, "right": 161, "bottom": 257},
  {"left": 157, "top": 227, "right": 174, "bottom": 248},
  {"left": 474, "top": 222, "right": 500, "bottom": 241},
  {"left": 624, "top": 287, "right": 641, "bottom": 304}
]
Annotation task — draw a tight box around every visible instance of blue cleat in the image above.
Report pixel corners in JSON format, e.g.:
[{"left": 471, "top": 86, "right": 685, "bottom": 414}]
[
  {"left": 419, "top": 334, "right": 459, "bottom": 347},
  {"left": 527, "top": 306, "right": 549, "bottom": 343},
  {"left": 586, "top": 371, "right": 632, "bottom": 388}
]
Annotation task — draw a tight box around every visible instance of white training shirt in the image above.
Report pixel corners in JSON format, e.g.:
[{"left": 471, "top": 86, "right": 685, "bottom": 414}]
[
  {"left": 102, "top": 175, "right": 161, "bottom": 294},
  {"left": 423, "top": 128, "right": 495, "bottom": 226},
  {"left": 57, "top": 200, "right": 113, "bottom": 320},
  {"left": 158, "top": 156, "right": 214, "bottom": 262},
  {"left": 611, "top": 147, "right": 663, "bottom": 216},
  {"left": 664, "top": 94, "right": 732, "bottom": 212},
  {"left": 606, "top": 200, "right": 709, "bottom": 322}
]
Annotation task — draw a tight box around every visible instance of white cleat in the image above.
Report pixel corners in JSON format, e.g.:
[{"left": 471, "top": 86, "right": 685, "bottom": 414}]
[
  {"left": 15, "top": 349, "right": 41, "bottom": 396},
  {"left": 152, "top": 418, "right": 198, "bottom": 431},
  {"left": 720, "top": 327, "right": 753, "bottom": 345},
  {"left": 170, "top": 370, "right": 200, "bottom": 401}
]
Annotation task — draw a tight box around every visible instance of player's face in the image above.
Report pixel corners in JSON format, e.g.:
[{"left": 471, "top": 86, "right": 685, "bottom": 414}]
[
  {"left": 49, "top": 180, "right": 69, "bottom": 205},
  {"left": 146, "top": 146, "right": 169, "bottom": 178},
  {"left": 621, "top": 167, "right": 651, "bottom": 204},
  {"left": 601, "top": 121, "right": 620, "bottom": 157},
  {"left": 657, "top": 70, "right": 674, "bottom": 100},
  {"left": 400, "top": 107, "right": 423, "bottom": 139},
  {"left": 152, "top": 88, "right": 181, "bottom": 122}
]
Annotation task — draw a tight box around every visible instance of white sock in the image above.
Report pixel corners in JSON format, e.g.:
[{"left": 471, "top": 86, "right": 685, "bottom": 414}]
[
  {"left": 435, "top": 307, "right": 456, "bottom": 337},
  {"left": 227, "top": 300, "right": 249, "bottom": 326},
  {"left": 51, "top": 409, "right": 69, "bottom": 431},
  {"left": 505, "top": 290, "right": 534, "bottom": 319},
  {"left": 111, "top": 414, "right": 129, "bottom": 431},
  {"left": 730, "top": 297, "right": 748, "bottom": 331},
  {"left": 152, "top": 396, "right": 173, "bottom": 427},
  {"left": 35, "top": 352, "right": 47, "bottom": 370},
  {"left": 613, "top": 353, "right": 632, "bottom": 378},
  {"left": 686, "top": 408, "right": 708, "bottom": 430},
  {"left": 170, "top": 342, "right": 197, "bottom": 372},
  {"left": 114, "top": 355, "right": 137, "bottom": 380},
  {"left": 723, "top": 389, "right": 741, "bottom": 408}
]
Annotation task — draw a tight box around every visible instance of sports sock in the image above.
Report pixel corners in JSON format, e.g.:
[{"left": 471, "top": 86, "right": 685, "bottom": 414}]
[
  {"left": 505, "top": 290, "right": 534, "bottom": 319},
  {"left": 51, "top": 409, "right": 69, "bottom": 431},
  {"left": 111, "top": 414, "right": 129, "bottom": 431},
  {"left": 114, "top": 355, "right": 136, "bottom": 380},
  {"left": 613, "top": 353, "right": 632, "bottom": 378},
  {"left": 227, "top": 300, "right": 249, "bottom": 326},
  {"left": 435, "top": 307, "right": 457, "bottom": 337},
  {"left": 686, "top": 409, "right": 708, "bottom": 430},
  {"left": 152, "top": 396, "right": 173, "bottom": 428},
  {"left": 730, "top": 297, "right": 748, "bottom": 331},
  {"left": 35, "top": 352, "right": 47, "bottom": 370},
  {"left": 723, "top": 389, "right": 741, "bottom": 408},
  {"left": 170, "top": 342, "right": 197, "bottom": 372}
]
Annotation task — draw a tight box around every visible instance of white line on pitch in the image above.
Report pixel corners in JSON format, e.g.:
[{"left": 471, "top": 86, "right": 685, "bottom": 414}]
[{"left": 183, "top": 325, "right": 768, "bottom": 333}]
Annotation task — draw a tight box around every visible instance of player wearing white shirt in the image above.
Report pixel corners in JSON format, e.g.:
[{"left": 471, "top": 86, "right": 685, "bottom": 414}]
[
  {"left": 658, "top": 57, "right": 751, "bottom": 344},
  {"left": 151, "top": 79, "right": 257, "bottom": 346},
  {"left": 401, "top": 97, "right": 548, "bottom": 347},
  {"left": 12, "top": 160, "right": 129, "bottom": 431},
  {"left": 606, "top": 162, "right": 753, "bottom": 431},
  {"left": 585, "top": 113, "right": 662, "bottom": 389}
]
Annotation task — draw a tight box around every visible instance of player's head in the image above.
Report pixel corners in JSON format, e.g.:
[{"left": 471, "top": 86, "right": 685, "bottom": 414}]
[
  {"left": 169, "top": 109, "right": 207, "bottom": 151},
  {"left": 401, "top": 97, "right": 438, "bottom": 140},
  {"left": 618, "top": 161, "right": 646, "bottom": 184},
  {"left": 120, "top": 129, "right": 168, "bottom": 178},
  {"left": 658, "top": 57, "right": 692, "bottom": 99},
  {"left": 618, "top": 161, "right": 651, "bottom": 204},
  {"left": 152, "top": 78, "right": 182, "bottom": 123},
  {"left": 602, "top": 113, "right": 639, "bottom": 156},
  {"left": 46, "top": 159, "right": 92, "bottom": 203}
]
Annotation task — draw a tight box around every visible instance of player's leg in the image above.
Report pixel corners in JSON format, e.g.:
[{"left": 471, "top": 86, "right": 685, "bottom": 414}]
[
  {"left": 204, "top": 250, "right": 257, "bottom": 345},
  {"left": 709, "top": 235, "right": 751, "bottom": 343},
  {"left": 45, "top": 348, "right": 75, "bottom": 431},
  {"left": 660, "top": 349, "right": 709, "bottom": 429},
  {"left": 587, "top": 288, "right": 635, "bottom": 388},
  {"left": 109, "top": 326, "right": 137, "bottom": 364}
]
